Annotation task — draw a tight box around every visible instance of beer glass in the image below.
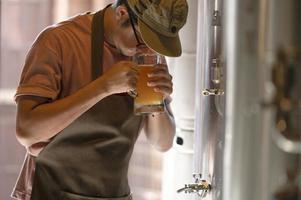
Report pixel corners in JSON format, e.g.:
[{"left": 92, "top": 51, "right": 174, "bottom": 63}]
[{"left": 132, "top": 49, "right": 165, "bottom": 115}]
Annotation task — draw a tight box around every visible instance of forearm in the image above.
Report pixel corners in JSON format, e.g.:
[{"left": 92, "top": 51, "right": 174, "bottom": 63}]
[
  {"left": 16, "top": 77, "right": 112, "bottom": 147},
  {"left": 144, "top": 104, "right": 176, "bottom": 152},
  {"left": 16, "top": 60, "right": 139, "bottom": 147}
]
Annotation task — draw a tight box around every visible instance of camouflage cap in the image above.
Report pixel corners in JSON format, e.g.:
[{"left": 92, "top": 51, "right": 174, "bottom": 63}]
[{"left": 127, "top": 0, "right": 188, "bottom": 57}]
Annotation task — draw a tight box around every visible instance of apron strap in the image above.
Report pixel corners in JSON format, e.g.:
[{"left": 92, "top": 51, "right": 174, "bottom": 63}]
[{"left": 91, "top": 5, "right": 110, "bottom": 80}]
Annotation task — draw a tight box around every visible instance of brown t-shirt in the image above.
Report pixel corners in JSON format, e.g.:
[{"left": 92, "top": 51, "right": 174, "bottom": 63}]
[
  {"left": 15, "top": 13, "right": 127, "bottom": 101},
  {"left": 12, "top": 11, "right": 129, "bottom": 200}
]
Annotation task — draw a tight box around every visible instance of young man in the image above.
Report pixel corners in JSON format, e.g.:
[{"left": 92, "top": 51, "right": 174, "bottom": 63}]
[{"left": 12, "top": 0, "right": 188, "bottom": 199}]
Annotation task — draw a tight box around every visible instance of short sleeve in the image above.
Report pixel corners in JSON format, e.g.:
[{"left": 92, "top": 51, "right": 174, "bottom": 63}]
[{"left": 15, "top": 29, "right": 62, "bottom": 102}]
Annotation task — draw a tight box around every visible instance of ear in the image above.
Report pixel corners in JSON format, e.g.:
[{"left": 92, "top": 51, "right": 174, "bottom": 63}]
[{"left": 115, "top": 5, "right": 130, "bottom": 24}]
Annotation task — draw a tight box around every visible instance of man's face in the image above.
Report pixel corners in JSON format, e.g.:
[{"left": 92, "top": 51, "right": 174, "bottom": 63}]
[
  {"left": 113, "top": 6, "right": 147, "bottom": 56},
  {"left": 114, "top": 24, "right": 142, "bottom": 56}
]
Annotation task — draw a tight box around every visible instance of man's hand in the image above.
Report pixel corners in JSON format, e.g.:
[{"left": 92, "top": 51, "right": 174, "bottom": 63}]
[
  {"left": 146, "top": 63, "right": 173, "bottom": 99},
  {"left": 101, "top": 61, "right": 139, "bottom": 95},
  {"left": 16, "top": 61, "right": 139, "bottom": 147}
]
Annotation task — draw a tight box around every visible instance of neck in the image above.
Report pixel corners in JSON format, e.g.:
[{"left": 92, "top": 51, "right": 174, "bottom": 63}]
[{"left": 103, "top": 6, "right": 116, "bottom": 48}]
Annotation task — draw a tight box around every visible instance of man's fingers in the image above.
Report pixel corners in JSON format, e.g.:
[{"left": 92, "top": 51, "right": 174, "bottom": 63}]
[
  {"left": 148, "top": 71, "right": 172, "bottom": 80},
  {"left": 153, "top": 86, "right": 173, "bottom": 96},
  {"left": 147, "top": 79, "right": 173, "bottom": 88}
]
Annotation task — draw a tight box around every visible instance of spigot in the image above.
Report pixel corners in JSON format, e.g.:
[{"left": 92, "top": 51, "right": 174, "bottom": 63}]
[{"left": 177, "top": 174, "right": 211, "bottom": 198}]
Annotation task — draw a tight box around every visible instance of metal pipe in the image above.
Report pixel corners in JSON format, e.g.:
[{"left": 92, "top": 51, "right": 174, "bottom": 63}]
[
  {"left": 272, "top": 129, "right": 301, "bottom": 154},
  {"left": 193, "top": 0, "right": 224, "bottom": 199}
]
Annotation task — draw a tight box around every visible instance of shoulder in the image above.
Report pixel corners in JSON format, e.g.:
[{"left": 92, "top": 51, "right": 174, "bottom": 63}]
[
  {"left": 35, "top": 12, "right": 93, "bottom": 43},
  {"left": 54, "top": 12, "right": 93, "bottom": 35},
  {"left": 30, "top": 12, "right": 93, "bottom": 53}
]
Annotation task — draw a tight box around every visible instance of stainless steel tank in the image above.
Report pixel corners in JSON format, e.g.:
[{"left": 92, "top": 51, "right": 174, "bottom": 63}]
[
  {"left": 223, "top": 0, "right": 301, "bottom": 200},
  {"left": 178, "top": 0, "right": 300, "bottom": 199}
]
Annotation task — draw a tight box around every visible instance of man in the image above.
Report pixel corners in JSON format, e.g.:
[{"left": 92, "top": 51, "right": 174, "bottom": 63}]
[{"left": 12, "top": 0, "right": 188, "bottom": 199}]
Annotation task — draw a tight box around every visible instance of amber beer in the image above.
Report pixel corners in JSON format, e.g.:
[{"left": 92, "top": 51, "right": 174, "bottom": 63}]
[{"left": 133, "top": 51, "right": 165, "bottom": 114}]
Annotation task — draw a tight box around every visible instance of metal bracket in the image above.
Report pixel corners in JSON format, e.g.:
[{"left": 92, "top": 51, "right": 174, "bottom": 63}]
[
  {"left": 212, "top": 10, "right": 221, "bottom": 26},
  {"left": 202, "top": 88, "right": 224, "bottom": 96},
  {"left": 212, "top": 10, "right": 222, "bottom": 26}
]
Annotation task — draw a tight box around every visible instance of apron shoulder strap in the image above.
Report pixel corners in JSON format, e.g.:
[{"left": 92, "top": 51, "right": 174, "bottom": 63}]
[{"left": 91, "top": 5, "right": 110, "bottom": 80}]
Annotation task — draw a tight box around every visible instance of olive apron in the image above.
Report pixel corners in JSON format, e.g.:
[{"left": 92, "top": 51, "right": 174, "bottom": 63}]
[{"left": 30, "top": 6, "right": 143, "bottom": 200}]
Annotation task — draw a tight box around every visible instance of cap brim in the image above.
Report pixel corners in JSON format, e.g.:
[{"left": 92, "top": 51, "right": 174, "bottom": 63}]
[{"left": 138, "top": 19, "right": 182, "bottom": 57}]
